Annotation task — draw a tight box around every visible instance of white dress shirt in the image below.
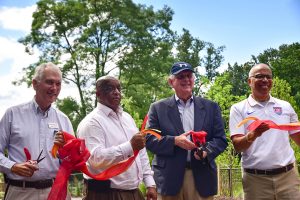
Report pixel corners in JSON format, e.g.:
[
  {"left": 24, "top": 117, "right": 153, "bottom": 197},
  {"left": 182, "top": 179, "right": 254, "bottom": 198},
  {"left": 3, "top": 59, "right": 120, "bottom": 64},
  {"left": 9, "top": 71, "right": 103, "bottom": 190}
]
[{"left": 77, "top": 103, "right": 155, "bottom": 190}]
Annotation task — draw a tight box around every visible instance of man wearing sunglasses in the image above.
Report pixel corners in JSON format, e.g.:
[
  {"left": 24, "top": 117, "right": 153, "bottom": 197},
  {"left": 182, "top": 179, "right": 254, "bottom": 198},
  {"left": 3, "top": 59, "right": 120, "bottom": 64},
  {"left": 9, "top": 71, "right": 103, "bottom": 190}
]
[
  {"left": 229, "top": 63, "right": 300, "bottom": 199},
  {"left": 146, "top": 62, "right": 227, "bottom": 200}
]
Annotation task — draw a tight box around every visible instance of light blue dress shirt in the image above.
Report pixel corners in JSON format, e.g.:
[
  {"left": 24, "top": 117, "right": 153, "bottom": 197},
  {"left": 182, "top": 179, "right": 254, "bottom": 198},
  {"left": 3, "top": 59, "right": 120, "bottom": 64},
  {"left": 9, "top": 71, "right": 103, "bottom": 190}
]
[
  {"left": 0, "top": 99, "right": 73, "bottom": 181},
  {"left": 175, "top": 94, "right": 194, "bottom": 162}
]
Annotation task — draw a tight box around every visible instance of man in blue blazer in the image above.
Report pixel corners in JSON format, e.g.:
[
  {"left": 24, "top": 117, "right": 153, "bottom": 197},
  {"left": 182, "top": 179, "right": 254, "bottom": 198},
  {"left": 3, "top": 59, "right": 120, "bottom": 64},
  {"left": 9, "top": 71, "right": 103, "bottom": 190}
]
[{"left": 146, "top": 62, "right": 228, "bottom": 200}]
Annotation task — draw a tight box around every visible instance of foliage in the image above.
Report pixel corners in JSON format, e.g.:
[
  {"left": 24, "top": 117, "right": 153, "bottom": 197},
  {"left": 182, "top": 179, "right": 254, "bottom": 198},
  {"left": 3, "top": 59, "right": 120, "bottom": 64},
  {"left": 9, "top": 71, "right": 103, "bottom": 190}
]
[
  {"left": 271, "top": 77, "right": 300, "bottom": 115},
  {"left": 175, "top": 28, "right": 225, "bottom": 96},
  {"left": 225, "top": 62, "right": 252, "bottom": 96},
  {"left": 206, "top": 72, "right": 246, "bottom": 167},
  {"left": 206, "top": 72, "right": 247, "bottom": 131},
  {"left": 201, "top": 42, "right": 225, "bottom": 81},
  {"left": 17, "top": 0, "right": 174, "bottom": 128},
  {"left": 56, "top": 97, "right": 91, "bottom": 133}
]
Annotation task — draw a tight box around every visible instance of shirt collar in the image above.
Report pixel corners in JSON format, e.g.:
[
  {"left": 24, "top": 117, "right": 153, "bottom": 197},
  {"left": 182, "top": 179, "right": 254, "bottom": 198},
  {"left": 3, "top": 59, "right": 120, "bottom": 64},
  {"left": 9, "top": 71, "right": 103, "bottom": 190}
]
[
  {"left": 32, "top": 98, "right": 51, "bottom": 117},
  {"left": 97, "top": 102, "right": 123, "bottom": 116},
  {"left": 175, "top": 94, "right": 193, "bottom": 105},
  {"left": 247, "top": 94, "right": 275, "bottom": 107}
]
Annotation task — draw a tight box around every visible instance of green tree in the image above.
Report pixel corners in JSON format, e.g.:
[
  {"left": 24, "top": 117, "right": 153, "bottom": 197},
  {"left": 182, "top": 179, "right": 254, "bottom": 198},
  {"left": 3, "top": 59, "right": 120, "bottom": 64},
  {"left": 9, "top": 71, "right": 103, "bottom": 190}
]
[
  {"left": 202, "top": 42, "right": 225, "bottom": 81},
  {"left": 226, "top": 62, "right": 252, "bottom": 96},
  {"left": 17, "top": 0, "right": 174, "bottom": 128},
  {"left": 206, "top": 72, "right": 246, "bottom": 167},
  {"left": 271, "top": 77, "right": 299, "bottom": 114},
  {"left": 174, "top": 28, "right": 225, "bottom": 96}
]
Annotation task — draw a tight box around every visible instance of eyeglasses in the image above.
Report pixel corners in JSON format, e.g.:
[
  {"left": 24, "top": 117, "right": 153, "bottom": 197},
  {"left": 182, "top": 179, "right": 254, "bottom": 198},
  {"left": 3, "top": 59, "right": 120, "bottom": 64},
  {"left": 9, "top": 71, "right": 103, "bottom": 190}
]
[
  {"left": 250, "top": 74, "right": 272, "bottom": 80},
  {"left": 175, "top": 73, "right": 194, "bottom": 80},
  {"left": 102, "top": 85, "right": 122, "bottom": 93}
]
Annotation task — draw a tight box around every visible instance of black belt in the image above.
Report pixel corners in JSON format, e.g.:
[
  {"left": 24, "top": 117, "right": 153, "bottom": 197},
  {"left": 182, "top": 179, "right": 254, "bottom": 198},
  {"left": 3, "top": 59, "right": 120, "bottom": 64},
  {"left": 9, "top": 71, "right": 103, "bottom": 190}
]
[
  {"left": 84, "top": 179, "right": 137, "bottom": 193},
  {"left": 186, "top": 162, "right": 192, "bottom": 169},
  {"left": 7, "top": 178, "right": 54, "bottom": 189},
  {"left": 244, "top": 163, "right": 294, "bottom": 175},
  {"left": 84, "top": 179, "right": 111, "bottom": 192}
]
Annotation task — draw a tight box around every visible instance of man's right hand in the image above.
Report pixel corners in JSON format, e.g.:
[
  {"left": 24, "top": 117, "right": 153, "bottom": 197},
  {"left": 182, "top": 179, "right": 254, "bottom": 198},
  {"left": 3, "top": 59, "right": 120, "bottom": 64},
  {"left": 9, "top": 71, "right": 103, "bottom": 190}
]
[
  {"left": 175, "top": 132, "right": 197, "bottom": 150},
  {"left": 130, "top": 132, "right": 146, "bottom": 151},
  {"left": 11, "top": 162, "right": 39, "bottom": 177},
  {"left": 247, "top": 122, "right": 270, "bottom": 142}
]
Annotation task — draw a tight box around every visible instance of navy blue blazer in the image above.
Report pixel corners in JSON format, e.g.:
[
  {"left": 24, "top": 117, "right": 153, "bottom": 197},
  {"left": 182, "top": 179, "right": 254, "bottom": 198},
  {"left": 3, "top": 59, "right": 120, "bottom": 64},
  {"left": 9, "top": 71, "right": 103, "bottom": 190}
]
[{"left": 146, "top": 95, "right": 228, "bottom": 197}]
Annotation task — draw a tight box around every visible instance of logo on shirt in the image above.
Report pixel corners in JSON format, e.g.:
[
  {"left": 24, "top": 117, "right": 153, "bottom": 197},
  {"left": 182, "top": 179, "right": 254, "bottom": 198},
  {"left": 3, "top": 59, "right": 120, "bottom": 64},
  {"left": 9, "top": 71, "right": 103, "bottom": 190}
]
[
  {"left": 273, "top": 107, "right": 282, "bottom": 115},
  {"left": 246, "top": 110, "right": 255, "bottom": 115}
]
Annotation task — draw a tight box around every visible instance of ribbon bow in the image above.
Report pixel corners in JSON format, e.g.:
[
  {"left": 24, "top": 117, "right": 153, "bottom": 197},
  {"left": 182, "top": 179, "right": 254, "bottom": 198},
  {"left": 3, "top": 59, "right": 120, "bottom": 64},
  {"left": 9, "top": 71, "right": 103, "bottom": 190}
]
[
  {"left": 190, "top": 131, "right": 207, "bottom": 147},
  {"left": 47, "top": 129, "right": 161, "bottom": 200},
  {"left": 190, "top": 131, "right": 209, "bottom": 159}
]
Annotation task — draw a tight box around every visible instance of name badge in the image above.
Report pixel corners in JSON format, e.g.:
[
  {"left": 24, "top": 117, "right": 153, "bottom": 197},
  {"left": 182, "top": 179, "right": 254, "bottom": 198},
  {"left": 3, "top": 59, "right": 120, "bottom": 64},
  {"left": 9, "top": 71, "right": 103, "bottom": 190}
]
[{"left": 48, "top": 123, "right": 59, "bottom": 129}]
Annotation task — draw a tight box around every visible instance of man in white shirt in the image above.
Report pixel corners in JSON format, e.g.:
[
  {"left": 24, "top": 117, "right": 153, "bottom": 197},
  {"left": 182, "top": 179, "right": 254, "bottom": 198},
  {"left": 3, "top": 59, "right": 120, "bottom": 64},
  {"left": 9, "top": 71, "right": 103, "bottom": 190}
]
[
  {"left": 77, "top": 76, "right": 157, "bottom": 200},
  {"left": 229, "top": 63, "right": 300, "bottom": 200}
]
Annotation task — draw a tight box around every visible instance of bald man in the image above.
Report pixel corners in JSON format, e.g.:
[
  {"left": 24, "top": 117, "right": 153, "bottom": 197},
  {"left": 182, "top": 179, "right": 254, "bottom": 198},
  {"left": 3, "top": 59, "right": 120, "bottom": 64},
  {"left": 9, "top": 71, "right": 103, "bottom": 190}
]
[{"left": 229, "top": 63, "right": 300, "bottom": 200}]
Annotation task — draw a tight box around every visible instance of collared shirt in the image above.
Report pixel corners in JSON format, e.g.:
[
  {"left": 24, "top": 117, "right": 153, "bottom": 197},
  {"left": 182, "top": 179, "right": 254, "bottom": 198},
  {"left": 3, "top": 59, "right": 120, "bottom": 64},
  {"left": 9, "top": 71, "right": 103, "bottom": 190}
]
[
  {"left": 77, "top": 103, "right": 155, "bottom": 190},
  {"left": 0, "top": 99, "right": 74, "bottom": 181},
  {"left": 175, "top": 94, "right": 194, "bottom": 162},
  {"left": 229, "top": 95, "right": 298, "bottom": 169}
]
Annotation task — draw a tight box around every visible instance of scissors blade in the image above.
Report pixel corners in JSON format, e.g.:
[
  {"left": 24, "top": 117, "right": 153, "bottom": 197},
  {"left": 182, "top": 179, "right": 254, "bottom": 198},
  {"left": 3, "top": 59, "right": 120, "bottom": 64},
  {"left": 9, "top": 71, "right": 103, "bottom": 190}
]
[
  {"left": 37, "top": 156, "right": 46, "bottom": 163},
  {"left": 36, "top": 149, "right": 45, "bottom": 163}
]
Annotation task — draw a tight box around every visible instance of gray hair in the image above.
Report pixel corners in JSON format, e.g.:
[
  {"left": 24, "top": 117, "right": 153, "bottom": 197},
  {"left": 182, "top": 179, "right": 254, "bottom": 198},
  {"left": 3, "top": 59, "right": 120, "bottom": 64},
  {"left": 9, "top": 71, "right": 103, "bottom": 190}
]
[
  {"left": 32, "top": 62, "right": 62, "bottom": 81},
  {"left": 96, "top": 75, "right": 118, "bottom": 91}
]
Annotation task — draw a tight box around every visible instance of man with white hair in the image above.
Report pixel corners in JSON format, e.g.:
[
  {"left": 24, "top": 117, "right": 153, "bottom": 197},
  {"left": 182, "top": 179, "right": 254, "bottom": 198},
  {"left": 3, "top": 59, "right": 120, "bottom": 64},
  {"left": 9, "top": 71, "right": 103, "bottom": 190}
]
[{"left": 0, "top": 62, "right": 73, "bottom": 200}]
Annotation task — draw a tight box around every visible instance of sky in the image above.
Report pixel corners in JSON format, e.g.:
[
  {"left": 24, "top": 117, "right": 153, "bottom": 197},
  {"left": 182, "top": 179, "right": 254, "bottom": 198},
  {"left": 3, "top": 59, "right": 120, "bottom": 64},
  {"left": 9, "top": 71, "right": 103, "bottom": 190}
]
[{"left": 1, "top": 0, "right": 300, "bottom": 117}]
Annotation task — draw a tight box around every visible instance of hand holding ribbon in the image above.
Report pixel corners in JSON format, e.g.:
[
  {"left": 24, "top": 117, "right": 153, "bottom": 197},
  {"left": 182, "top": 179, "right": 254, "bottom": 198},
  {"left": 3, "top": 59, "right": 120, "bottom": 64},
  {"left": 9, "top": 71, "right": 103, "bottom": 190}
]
[
  {"left": 237, "top": 116, "right": 300, "bottom": 131},
  {"left": 190, "top": 131, "right": 209, "bottom": 160},
  {"left": 48, "top": 129, "right": 161, "bottom": 200}
]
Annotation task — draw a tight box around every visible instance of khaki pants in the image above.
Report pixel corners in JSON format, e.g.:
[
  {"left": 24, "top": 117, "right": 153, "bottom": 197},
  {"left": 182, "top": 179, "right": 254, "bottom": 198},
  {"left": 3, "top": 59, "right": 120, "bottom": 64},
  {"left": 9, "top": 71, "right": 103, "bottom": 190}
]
[
  {"left": 243, "top": 166, "right": 300, "bottom": 200},
  {"left": 5, "top": 185, "right": 71, "bottom": 200},
  {"left": 158, "top": 169, "right": 214, "bottom": 200}
]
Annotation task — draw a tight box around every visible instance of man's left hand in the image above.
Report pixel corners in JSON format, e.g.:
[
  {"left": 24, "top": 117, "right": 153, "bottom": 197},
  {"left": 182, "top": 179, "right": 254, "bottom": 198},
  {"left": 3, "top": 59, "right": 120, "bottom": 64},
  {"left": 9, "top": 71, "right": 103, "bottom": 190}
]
[
  {"left": 54, "top": 131, "right": 66, "bottom": 146},
  {"left": 146, "top": 186, "right": 157, "bottom": 200},
  {"left": 194, "top": 151, "right": 207, "bottom": 160}
]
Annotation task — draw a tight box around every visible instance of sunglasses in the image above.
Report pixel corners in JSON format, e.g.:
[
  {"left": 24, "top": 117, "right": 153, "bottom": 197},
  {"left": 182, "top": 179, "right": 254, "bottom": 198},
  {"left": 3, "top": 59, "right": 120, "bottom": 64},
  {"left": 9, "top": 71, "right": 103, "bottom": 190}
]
[
  {"left": 175, "top": 73, "right": 194, "bottom": 80},
  {"left": 250, "top": 74, "right": 272, "bottom": 80}
]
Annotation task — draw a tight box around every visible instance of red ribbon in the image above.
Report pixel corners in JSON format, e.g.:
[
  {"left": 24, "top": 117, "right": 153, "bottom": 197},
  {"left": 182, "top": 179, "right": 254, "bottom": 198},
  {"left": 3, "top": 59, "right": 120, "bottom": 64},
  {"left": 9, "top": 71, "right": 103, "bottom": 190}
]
[
  {"left": 48, "top": 130, "right": 161, "bottom": 200},
  {"left": 190, "top": 131, "right": 207, "bottom": 147},
  {"left": 48, "top": 138, "right": 89, "bottom": 200},
  {"left": 237, "top": 116, "right": 300, "bottom": 131}
]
